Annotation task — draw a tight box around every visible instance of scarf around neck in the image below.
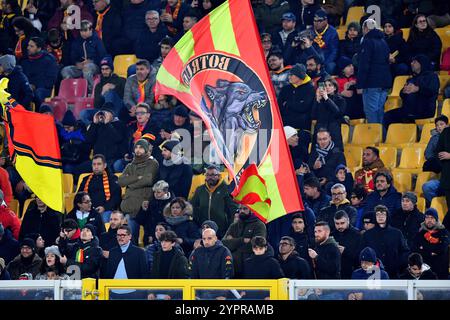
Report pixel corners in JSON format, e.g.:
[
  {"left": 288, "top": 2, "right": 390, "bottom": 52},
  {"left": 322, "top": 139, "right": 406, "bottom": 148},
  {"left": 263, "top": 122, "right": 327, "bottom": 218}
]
[{"left": 315, "top": 141, "right": 334, "bottom": 165}]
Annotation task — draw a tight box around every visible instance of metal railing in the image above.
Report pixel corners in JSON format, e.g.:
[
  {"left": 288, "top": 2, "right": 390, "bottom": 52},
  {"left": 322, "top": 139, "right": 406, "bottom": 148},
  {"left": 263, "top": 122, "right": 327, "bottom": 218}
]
[{"left": 0, "top": 280, "right": 83, "bottom": 300}]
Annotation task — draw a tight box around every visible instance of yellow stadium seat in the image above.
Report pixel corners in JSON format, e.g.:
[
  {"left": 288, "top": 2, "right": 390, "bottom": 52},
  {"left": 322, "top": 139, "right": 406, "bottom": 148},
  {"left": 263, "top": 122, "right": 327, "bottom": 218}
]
[
  {"left": 435, "top": 28, "right": 450, "bottom": 52},
  {"left": 188, "top": 174, "right": 206, "bottom": 200},
  {"left": 113, "top": 54, "right": 137, "bottom": 78},
  {"left": 349, "top": 123, "right": 382, "bottom": 146},
  {"left": 442, "top": 99, "right": 450, "bottom": 118},
  {"left": 76, "top": 173, "right": 91, "bottom": 193},
  {"left": 105, "top": 222, "right": 110, "bottom": 231},
  {"left": 21, "top": 198, "right": 34, "bottom": 220},
  {"left": 378, "top": 146, "right": 397, "bottom": 169},
  {"left": 349, "top": 118, "right": 365, "bottom": 126},
  {"left": 344, "top": 146, "right": 363, "bottom": 168},
  {"left": 139, "top": 225, "right": 145, "bottom": 247},
  {"left": 415, "top": 106, "right": 437, "bottom": 125},
  {"left": 430, "top": 196, "right": 448, "bottom": 222},
  {"left": 63, "top": 173, "right": 74, "bottom": 194},
  {"left": 9, "top": 199, "right": 20, "bottom": 218},
  {"left": 415, "top": 171, "right": 438, "bottom": 196},
  {"left": 418, "top": 123, "right": 436, "bottom": 145},
  {"left": 345, "top": 6, "right": 365, "bottom": 26},
  {"left": 384, "top": 76, "right": 410, "bottom": 112},
  {"left": 392, "top": 171, "right": 412, "bottom": 193},
  {"left": 401, "top": 28, "right": 410, "bottom": 41},
  {"left": 19, "top": 0, "right": 28, "bottom": 12},
  {"left": 65, "top": 193, "right": 75, "bottom": 213},
  {"left": 393, "top": 146, "right": 425, "bottom": 174},
  {"left": 381, "top": 123, "right": 417, "bottom": 148},
  {"left": 337, "top": 28, "right": 346, "bottom": 40},
  {"left": 417, "top": 196, "right": 426, "bottom": 213},
  {"left": 341, "top": 124, "right": 350, "bottom": 145}
]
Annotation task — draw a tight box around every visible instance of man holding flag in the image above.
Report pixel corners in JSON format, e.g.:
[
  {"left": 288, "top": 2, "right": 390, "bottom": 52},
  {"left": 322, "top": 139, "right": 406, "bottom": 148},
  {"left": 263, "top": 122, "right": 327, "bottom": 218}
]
[{"left": 154, "top": 0, "right": 303, "bottom": 224}]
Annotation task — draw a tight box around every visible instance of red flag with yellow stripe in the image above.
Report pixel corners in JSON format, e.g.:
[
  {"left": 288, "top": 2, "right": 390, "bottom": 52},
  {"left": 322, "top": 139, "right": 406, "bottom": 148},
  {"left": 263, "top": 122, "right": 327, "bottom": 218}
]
[
  {"left": 155, "top": 0, "right": 303, "bottom": 222},
  {"left": 2, "top": 96, "right": 64, "bottom": 213}
]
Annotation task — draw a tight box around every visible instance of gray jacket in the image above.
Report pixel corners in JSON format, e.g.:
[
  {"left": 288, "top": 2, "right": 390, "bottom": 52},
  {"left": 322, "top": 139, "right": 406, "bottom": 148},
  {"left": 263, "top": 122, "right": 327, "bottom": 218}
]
[
  {"left": 425, "top": 128, "right": 440, "bottom": 160},
  {"left": 123, "top": 72, "right": 156, "bottom": 110}
]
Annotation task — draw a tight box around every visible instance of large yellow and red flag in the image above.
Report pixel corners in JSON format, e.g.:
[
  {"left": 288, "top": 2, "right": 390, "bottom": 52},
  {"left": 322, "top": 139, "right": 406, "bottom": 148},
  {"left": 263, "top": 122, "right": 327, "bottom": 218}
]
[
  {"left": 1, "top": 80, "right": 64, "bottom": 213},
  {"left": 155, "top": 0, "right": 303, "bottom": 222}
]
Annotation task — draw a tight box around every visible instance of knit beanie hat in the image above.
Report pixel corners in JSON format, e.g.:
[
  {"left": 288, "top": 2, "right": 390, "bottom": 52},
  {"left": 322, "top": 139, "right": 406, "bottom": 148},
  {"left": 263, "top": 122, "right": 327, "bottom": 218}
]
[
  {"left": 402, "top": 192, "right": 417, "bottom": 205},
  {"left": 424, "top": 208, "right": 439, "bottom": 221},
  {"left": 44, "top": 245, "right": 62, "bottom": 258},
  {"left": 135, "top": 139, "right": 150, "bottom": 153},
  {"left": 82, "top": 223, "right": 97, "bottom": 236},
  {"left": 20, "top": 238, "right": 36, "bottom": 251},
  {"left": 100, "top": 56, "right": 114, "bottom": 71},
  {"left": 347, "top": 21, "right": 361, "bottom": 33},
  {"left": 159, "top": 139, "right": 181, "bottom": 153},
  {"left": 359, "top": 247, "right": 377, "bottom": 263},
  {"left": 289, "top": 63, "right": 307, "bottom": 80},
  {"left": 201, "top": 220, "right": 219, "bottom": 234},
  {"left": 0, "top": 54, "right": 16, "bottom": 73},
  {"left": 62, "top": 110, "right": 77, "bottom": 126}
]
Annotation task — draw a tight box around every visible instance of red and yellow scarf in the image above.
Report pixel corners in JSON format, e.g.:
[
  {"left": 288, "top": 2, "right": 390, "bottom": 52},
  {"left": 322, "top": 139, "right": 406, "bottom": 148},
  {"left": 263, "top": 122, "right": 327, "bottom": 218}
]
[
  {"left": 137, "top": 79, "right": 148, "bottom": 103},
  {"left": 83, "top": 171, "right": 111, "bottom": 201},
  {"left": 15, "top": 34, "right": 26, "bottom": 60},
  {"left": 95, "top": 6, "right": 111, "bottom": 40},
  {"left": 165, "top": 0, "right": 182, "bottom": 35},
  {"left": 314, "top": 24, "right": 329, "bottom": 49}
]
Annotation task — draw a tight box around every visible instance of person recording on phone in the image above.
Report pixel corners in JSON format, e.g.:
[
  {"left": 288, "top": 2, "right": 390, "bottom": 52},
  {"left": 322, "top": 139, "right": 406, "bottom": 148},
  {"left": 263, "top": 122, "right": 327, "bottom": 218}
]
[
  {"left": 312, "top": 77, "right": 346, "bottom": 150},
  {"left": 283, "top": 29, "right": 324, "bottom": 66},
  {"left": 307, "top": 128, "right": 346, "bottom": 187}
]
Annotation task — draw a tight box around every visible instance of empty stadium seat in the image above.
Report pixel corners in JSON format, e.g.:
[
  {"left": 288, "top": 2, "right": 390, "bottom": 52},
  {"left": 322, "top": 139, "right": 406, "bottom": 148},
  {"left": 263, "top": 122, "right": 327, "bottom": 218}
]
[
  {"left": 418, "top": 123, "right": 436, "bottom": 145},
  {"left": 378, "top": 146, "right": 397, "bottom": 169},
  {"left": 344, "top": 6, "right": 365, "bottom": 26},
  {"left": 392, "top": 171, "right": 412, "bottom": 193},
  {"left": 415, "top": 171, "right": 438, "bottom": 197},
  {"left": 57, "top": 78, "right": 88, "bottom": 104},
  {"left": 382, "top": 123, "right": 417, "bottom": 148},
  {"left": 430, "top": 196, "right": 448, "bottom": 222},
  {"left": 384, "top": 76, "right": 409, "bottom": 112},
  {"left": 417, "top": 196, "right": 426, "bottom": 213},
  {"left": 393, "top": 146, "right": 425, "bottom": 174},
  {"left": 72, "top": 97, "right": 95, "bottom": 119},
  {"left": 63, "top": 173, "right": 74, "bottom": 194},
  {"left": 349, "top": 123, "right": 382, "bottom": 146},
  {"left": 47, "top": 99, "right": 68, "bottom": 122},
  {"left": 337, "top": 28, "right": 346, "bottom": 40},
  {"left": 344, "top": 146, "right": 363, "bottom": 168},
  {"left": 341, "top": 124, "right": 350, "bottom": 145},
  {"left": 114, "top": 54, "right": 137, "bottom": 78},
  {"left": 435, "top": 28, "right": 450, "bottom": 52},
  {"left": 9, "top": 199, "right": 20, "bottom": 218}
]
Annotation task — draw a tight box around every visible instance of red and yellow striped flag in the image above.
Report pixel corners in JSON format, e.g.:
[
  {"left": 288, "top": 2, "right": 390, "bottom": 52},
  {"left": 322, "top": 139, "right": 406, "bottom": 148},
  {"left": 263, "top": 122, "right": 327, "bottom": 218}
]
[{"left": 155, "top": 0, "right": 303, "bottom": 222}]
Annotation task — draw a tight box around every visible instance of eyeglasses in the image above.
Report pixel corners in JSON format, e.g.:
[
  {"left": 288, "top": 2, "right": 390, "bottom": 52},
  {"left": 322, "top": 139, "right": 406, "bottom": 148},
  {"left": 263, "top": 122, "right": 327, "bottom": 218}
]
[
  {"left": 331, "top": 192, "right": 345, "bottom": 197},
  {"left": 117, "top": 233, "right": 130, "bottom": 238},
  {"left": 279, "top": 242, "right": 292, "bottom": 246},
  {"left": 135, "top": 111, "right": 148, "bottom": 116}
]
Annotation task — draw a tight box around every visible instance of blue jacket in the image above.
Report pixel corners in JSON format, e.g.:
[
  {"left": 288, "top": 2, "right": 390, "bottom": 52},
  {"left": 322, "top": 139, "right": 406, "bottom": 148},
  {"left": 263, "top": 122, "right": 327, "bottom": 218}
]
[
  {"left": 71, "top": 33, "right": 107, "bottom": 66},
  {"left": 3, "top": 66, "right": 33, "bottom": 109},
  {"left": 363, "top": 185, "right": 402, "bottom": 216},
  {"left": 0, "top": 229, "right": 20, "bottom": 265},
  {"left": 357, "top": 29, "right": 392, "bottom": 89},
  {"left": 22, "top": 51, "right": 58, "bottom": 90},
  {"left": 134, "top": 24, "right": 169, "bottom": 63},
  {"left": 305, "top": 192, "right": 331, "bottom": 218},
  {"left": 314, "top": 25, "right": 339, "bottom": 65}
]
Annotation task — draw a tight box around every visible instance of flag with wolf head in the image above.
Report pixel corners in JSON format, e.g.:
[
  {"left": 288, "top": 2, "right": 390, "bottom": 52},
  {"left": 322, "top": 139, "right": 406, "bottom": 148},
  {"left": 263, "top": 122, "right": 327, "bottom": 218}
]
[
  {"left": 0, "top": 78, "right": 64, "bottom": 213},
  {"left": 155, "top": 0, "right": 303, "bottom": 222}
]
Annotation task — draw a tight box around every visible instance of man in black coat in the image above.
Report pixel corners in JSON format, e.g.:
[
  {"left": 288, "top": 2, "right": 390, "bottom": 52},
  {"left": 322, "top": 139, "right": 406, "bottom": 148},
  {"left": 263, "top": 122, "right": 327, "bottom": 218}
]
[
  {"left": 308, "top": 221, "right": 341, "bottom": 279},
  {"left": 303, "top": 175, "right": 331, "bottom": 218},
  {"left": 361, "top": 205, "right": 410, "bottom": 279},
  {"left": 78, "top": 154, "right": 122, "bottom": 223},
  {"left": 413, "top": 208, "right": 449, "bottom": 279},
  {"left": 308, "top": 129, "right": 346, "bottom": 185},
  {"left": 277, "top": 63, "right": 315, "bottom": 132},
  {"left": 331, "top": 210, "right": 361, "bottom": 279},
  {"left": 134, "top": 10, "right": 169, "bottom": 63},
  {"left": 277, "top": 236, "right": 312, "bottom": 279},
  {"left": 59, "top": 224, "right": 103, "bottom": 279},
  {"left": 363, "top": 171, "right": 402, "bottom": 216},
  {"left": 384, "top": 54, "right": 439, "bottom": 127},
  {"left": 399, "top": 252, "right": 437, "bottom": 280},
  {"left": 99, "top": 210, "right": 124, "bottom": 277},
  {"left": 105, "top": 225, "right": 149, "bottom": 299},
  {"left": 318, "top": 183, "right": 357, "bottom": 231},
  {"left": 19, "top": 197, "right": 61, "bottom": 246},
  {"left": 189, "top": 228, "right": 234, "bottom": 279},
  {"left": 288, "top": 213, "right": 313, "bottom": 263},
  {"left": 390, "top": 192, "right": 424, "bottom": 248},
  {"left": 0, "top": 54, "right": 33, "bottom": 110}
]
